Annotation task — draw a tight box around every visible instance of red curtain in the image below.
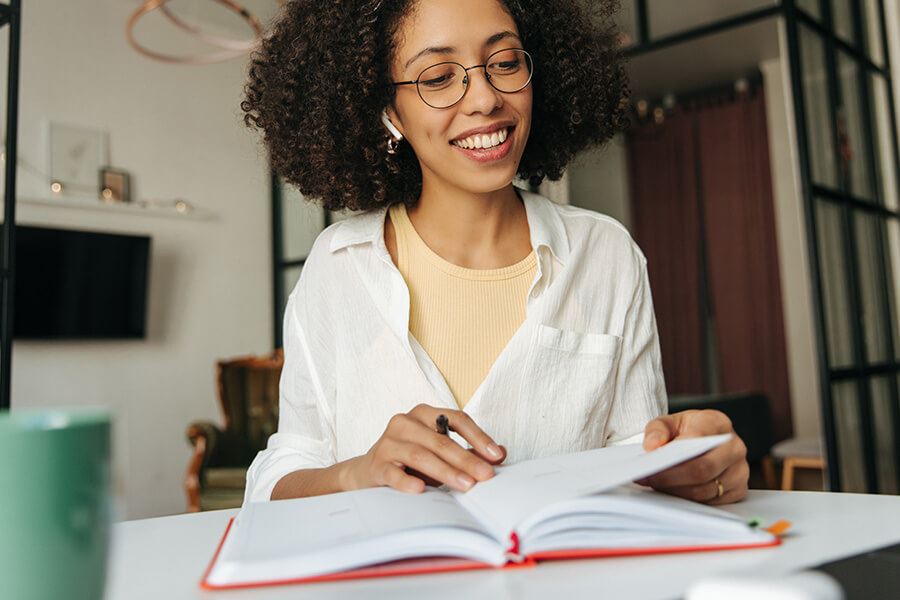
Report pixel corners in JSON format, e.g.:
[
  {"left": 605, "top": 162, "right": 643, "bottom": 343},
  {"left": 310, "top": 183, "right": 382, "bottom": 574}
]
[
  {"left": 628, "top": 111, "right": 706, "bottom": 395},
  {"left": 695, "top": 91, "right": 792, "bottom": 441},
  {"left": 627, "top": 87, "right": 793, "bottom": 441}
]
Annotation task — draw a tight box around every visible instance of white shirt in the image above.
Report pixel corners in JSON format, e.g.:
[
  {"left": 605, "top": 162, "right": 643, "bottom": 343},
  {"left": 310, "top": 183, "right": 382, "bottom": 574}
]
[{"left": 244, "top": 189, "right": 668, "bottom": 503}]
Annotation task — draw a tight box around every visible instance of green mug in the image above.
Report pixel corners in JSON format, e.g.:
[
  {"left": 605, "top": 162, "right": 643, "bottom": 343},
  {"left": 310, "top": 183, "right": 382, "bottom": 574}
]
[{"left": 0, "top": 409, "right": 112, "bottom": 600}]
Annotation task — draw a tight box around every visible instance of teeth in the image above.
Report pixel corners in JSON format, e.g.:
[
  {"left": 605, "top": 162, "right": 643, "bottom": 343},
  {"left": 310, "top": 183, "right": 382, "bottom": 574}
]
[{"left": 453, "top": 127, "right": 510, "bottom": 150}]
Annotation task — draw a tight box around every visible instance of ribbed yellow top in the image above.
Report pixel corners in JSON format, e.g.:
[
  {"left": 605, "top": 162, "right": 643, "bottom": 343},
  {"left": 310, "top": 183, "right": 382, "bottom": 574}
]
[{"left": 389, "top": 202, "right": 537, "bottom": 409}]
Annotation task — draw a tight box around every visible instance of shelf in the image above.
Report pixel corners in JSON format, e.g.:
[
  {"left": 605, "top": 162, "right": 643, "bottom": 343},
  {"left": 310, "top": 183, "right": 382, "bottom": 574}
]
[{"left": 15, "top": 196, "right": 216, "bottom": 221}]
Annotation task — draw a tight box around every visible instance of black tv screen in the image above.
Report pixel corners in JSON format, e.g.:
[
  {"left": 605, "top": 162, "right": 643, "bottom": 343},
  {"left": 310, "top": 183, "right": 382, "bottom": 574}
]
[{"left": 13, "top": 226, "right": 151, "bottom": 339}]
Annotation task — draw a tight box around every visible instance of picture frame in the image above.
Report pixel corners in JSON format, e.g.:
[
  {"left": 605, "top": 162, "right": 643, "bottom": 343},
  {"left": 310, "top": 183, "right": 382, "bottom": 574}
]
[
  {"left": 48, "top": 121, "right": 109, "bottom": 196},
  {"left": 99, "top": 167, "right": 131, "bottom": 203}
]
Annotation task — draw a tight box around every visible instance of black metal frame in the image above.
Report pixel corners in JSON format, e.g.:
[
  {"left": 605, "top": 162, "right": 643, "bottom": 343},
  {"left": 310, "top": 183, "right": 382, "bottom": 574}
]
[
  {"left": 0, "top": 0, "right": 21, "bottom": 411},
  {"left": 625, "top": 0, "right": 900, "bottom": 492}
]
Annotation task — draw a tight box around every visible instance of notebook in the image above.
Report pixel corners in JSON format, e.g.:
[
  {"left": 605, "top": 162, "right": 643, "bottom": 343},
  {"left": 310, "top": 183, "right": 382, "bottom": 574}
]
[{"left": 201, "top": 434, "right": 779, "bottom": 590}]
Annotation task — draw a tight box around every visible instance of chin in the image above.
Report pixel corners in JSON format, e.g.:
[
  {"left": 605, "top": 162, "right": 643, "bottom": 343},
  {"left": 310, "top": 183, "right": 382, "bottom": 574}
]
[{"left": 459, "top": 171, "right": 520, "bottom": 195}]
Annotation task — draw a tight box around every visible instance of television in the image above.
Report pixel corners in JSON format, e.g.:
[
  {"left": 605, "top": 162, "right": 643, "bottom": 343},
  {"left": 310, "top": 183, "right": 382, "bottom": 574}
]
[{"left": 13, "top": 225, "right": 151, "bottom": 339}]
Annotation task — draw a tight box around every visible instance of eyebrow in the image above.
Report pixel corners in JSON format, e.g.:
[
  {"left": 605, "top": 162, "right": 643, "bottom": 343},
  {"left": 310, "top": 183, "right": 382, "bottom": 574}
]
[{"left": 403, "top": 30, "right": 521, "bottom": 71}]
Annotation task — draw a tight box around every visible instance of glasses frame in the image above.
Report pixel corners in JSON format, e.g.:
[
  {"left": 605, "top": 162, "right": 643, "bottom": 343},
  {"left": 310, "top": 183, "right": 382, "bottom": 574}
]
[{"left": 391, "top": 47, "right": 534, "bottom": 109}]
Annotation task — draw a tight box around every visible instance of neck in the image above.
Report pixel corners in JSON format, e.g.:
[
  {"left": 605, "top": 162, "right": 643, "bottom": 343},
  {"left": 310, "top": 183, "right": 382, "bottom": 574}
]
[{"left": 407, "top": 176, "right": 531, "bottom": 269}]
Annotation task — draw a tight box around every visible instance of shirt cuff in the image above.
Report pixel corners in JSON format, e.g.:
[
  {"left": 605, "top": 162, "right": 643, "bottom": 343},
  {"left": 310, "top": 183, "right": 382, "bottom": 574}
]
[{"left": 242, "top": 449, "right": 330, "bottom": 505}]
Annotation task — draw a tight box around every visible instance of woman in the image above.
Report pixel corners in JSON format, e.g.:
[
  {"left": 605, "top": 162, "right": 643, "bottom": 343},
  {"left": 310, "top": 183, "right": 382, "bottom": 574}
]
[{"left": 241, "top": 0, "right": 749, "bottom": 505}]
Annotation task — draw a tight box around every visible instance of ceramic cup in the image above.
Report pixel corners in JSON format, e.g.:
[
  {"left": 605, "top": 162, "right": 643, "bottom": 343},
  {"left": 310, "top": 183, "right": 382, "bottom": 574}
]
[{"left": 0, "top": 409, "right": 111, "bottom": 600}]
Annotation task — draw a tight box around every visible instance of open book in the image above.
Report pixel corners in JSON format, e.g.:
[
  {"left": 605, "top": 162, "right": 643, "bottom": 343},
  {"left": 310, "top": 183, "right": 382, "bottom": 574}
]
[{"left": 201, "top": 434, "right": 779, "bottom": 590}]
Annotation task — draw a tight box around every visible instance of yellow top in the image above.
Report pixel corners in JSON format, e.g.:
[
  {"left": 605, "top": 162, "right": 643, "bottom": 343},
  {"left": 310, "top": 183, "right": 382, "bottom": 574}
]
[{"left": 389, "top": 202, "right": 537, "bottom": 409}]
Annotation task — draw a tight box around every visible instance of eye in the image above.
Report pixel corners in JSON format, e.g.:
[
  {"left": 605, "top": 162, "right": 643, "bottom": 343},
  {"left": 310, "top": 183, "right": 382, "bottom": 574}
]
[
  {"left": 421, "top": 73, "right": 455, "bottom": 88},
  {"left": 490, "top": 59, "right": 520, "bottom": 72}
]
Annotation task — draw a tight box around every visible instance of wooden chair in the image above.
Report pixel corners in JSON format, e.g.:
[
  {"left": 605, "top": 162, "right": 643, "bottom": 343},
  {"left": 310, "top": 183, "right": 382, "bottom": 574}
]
[
  {"left": 184, "top": 349, "right": 283, "bottom": 512},
  {"left": 771, "top": 436, "right": 825, "bottom": 490}
]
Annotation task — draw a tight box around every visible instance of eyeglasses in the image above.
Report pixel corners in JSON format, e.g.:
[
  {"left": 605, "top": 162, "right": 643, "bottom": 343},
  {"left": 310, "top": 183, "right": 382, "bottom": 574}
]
[{"left": 391, "top": 48, "right": 533, "bottom": 109}]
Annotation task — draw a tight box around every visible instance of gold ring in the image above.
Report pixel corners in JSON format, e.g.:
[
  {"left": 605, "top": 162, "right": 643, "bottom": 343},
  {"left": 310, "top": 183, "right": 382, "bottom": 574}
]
[{"left": 715, "top": 479, "right": 724, "bottom": 498}]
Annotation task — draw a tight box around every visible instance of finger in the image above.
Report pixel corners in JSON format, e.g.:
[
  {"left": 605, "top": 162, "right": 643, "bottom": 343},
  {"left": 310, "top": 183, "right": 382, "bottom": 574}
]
[
  {"left": 677, "top": 409, "right": 734, "bottom": 437},
  {"left": 409, "top": 405, "right": 504, "bottom": 464},
  {"left": 403, "top": 465, "right": 443, "bottom": 488},
  {"left": 707, "top": 487, "right": 747, "bottom": 505},
  {"left": 381, "top": 462, "right": 427, "bottom": 493},
  {"left": 708, "top": 460, "right": 750, "bottom": 505},
  {"left": 643, "top": 415, "right": 680, "bottom": 451},
  {"left": 469, "top": 445, "right": 507, "bottom": 465},
  {"left": 656, "top": 477, "right": 723, "bottom": 503},
  {"left": 419, "top": 429, "right": 495, "bottom": 482},
  {"left": 394, "top": 441, "right": 478, "bottom": 492},
  {"left": 656, "top": 458, "right": 749, "bottom": 504},
  {"left": 640, "top": 435, "right": 745, "bottom": 489},
  {"left": 399, "top": 413, "right": 497, "bottom": 482}
]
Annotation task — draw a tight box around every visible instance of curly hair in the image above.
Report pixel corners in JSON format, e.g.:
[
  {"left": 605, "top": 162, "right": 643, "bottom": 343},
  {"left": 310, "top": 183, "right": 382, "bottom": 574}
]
[{"left": 242, "top": 0, "right": 629, "bottom": 212}]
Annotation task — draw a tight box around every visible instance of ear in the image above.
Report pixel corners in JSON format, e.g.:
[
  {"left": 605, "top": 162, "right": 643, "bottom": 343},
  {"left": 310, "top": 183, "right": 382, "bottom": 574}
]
[{"left": 381, "top": 108, "right": 405, "bottom": 140}]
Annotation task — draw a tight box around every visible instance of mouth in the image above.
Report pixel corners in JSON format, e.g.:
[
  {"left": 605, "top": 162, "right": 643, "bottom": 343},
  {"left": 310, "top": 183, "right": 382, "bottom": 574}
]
[{"left": 449, "top": 125, "right": 516, "bottom": 164}]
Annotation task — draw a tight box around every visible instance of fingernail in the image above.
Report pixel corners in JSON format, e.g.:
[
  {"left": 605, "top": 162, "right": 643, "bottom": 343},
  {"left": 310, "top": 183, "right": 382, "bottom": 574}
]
[
  {"left": 486, "top": 443, "right": 502, "bottom": 459},
  {"left": 457, "top": 474, "right": 475, "bottom": 490},
  {"left": 646, "top": 432, "right": 665, "bottom": 448},
  {"left": 476, "top": 462, "right": 494, "bottom": 480}
]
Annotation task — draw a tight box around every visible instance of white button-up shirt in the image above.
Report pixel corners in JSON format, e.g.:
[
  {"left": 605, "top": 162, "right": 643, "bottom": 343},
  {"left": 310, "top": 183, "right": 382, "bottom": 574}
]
[{"left": 244, "top": 189, "right": 668, "bottom": 503}]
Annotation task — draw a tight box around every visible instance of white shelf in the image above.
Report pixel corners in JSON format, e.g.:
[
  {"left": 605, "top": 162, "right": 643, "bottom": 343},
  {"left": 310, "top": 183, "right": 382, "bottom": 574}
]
[{"left": 15, "top": 195, "right": 216, "bottom": 221}]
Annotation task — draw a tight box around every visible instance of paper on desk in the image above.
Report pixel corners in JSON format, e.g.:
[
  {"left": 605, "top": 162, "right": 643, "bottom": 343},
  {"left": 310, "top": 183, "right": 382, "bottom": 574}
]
[{"left": 452, "top": 434, "right": 733, "bottom": 542}]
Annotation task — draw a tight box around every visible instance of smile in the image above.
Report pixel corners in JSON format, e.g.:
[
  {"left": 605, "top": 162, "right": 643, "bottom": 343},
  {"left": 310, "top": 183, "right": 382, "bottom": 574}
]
[{"left": 449, "top": 126, "right": 515, "bottom": 163}]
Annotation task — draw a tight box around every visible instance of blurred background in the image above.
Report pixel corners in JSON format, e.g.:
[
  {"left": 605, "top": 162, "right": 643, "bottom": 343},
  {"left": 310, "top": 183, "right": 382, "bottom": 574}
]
[{"left": 1, "top": 0, "right": 898, "bottom": 519}]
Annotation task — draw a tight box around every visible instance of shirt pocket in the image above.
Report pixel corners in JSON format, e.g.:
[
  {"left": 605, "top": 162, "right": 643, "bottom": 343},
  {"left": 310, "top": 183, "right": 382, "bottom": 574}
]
[{"left": 513, "top": 324, "right": 622, "bottom": 457}]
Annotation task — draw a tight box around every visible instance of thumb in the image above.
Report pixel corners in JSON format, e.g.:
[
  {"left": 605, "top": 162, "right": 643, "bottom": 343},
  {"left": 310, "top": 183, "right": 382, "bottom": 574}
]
[{"left": 643, "top": 415, "right": 678, "bottom": 451}]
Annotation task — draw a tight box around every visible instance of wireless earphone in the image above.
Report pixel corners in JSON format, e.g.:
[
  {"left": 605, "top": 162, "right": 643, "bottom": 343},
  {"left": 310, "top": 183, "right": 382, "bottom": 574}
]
[{"left": 380, "top": 109, "right": 404, "bottom": 140}]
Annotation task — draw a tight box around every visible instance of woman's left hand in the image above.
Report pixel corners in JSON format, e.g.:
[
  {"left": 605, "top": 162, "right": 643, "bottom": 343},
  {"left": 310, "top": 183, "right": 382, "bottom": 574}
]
[{"left": 635, "top": 409, "right": 749, "bottom": 505}]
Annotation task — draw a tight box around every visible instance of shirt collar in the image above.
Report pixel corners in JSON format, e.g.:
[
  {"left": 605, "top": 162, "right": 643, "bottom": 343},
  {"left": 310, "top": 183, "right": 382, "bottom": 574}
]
[{"left": 327, "top": 188, "right": 571, "bottom": 265}]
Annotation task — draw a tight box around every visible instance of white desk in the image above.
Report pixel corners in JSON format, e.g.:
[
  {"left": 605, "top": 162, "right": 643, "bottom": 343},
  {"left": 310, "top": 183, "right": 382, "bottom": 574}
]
[{"left": 105, "top": 490, "right": 900, "bottom": 600}]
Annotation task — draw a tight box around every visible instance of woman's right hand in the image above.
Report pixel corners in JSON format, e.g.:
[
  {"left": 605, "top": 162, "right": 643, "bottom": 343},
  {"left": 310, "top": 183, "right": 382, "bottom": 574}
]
[{"left": 344, "top": 404, "right": 506, "bottom": 493}]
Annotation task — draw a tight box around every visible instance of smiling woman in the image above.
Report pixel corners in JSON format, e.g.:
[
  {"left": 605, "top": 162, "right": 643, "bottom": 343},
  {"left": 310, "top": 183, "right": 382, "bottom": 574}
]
[
  {"left": 240, "top": 0, "right": 751, "bottom": 508},
  {"left": 241, "top": 0, "right": 628, "bottom": 211}
]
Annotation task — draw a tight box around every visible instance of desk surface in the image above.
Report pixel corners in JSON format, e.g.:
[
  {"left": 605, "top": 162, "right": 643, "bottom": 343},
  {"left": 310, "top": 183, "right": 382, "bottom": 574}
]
[{"left": 105, "top": 490, "right": 900, "bottom": 600}]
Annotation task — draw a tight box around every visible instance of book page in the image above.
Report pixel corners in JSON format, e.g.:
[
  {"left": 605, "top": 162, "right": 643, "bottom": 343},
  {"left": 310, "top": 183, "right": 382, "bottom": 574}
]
[
  {"left": 231, "top": 487, "right": 492, "bottom": 562},
  {"left": 206, "top": 487, "right": 506, "bottom": 585},
  {"left": 518, "top": 484, "right": 774, "bottom": 555},
  {"left": 452, "top": 434, "right": 732, "bottom": 542}
]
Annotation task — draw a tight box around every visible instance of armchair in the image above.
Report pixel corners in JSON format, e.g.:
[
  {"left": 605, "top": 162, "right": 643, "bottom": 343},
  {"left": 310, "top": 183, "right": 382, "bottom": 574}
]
[{"left": 184, "top": 349, "right": 283, "bottom": 511}]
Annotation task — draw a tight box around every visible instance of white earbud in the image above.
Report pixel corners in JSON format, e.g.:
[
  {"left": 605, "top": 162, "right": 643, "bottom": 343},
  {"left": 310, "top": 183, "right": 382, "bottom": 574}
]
[{"left": 381, "top": 109, "right": 404, "bottom": 140}]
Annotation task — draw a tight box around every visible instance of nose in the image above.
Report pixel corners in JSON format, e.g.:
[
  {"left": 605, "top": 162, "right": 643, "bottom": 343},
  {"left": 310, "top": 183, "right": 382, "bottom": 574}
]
[{"left": 460, "top": 67, "right": 502, "bottom": 114}]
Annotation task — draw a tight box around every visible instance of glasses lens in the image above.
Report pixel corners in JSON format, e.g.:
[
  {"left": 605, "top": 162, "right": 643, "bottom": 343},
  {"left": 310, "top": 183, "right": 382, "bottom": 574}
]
[
  {"left": 486, "top": 49, "right": 532, "bottom": 93},
  {"left": 417, "top": 62, "right": 466, "bottom": 108}
]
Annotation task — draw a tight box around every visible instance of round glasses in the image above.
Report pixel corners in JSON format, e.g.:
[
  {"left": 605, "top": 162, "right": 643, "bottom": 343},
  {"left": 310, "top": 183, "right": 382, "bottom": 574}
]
[{"left": 392, "top": 48, "right": 534, "bottom": 109}]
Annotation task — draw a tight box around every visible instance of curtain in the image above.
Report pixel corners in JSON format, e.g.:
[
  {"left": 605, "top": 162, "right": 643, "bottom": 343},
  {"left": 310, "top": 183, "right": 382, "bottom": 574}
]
[
  {"left": 627, "top": 86, "right": 793, "bottom": 441},
  {"left": 695, "top": 90, "right": 793, "bottom": 441},
  {"left": 628, "top": 110, "right": 707, "bottom": 395}
]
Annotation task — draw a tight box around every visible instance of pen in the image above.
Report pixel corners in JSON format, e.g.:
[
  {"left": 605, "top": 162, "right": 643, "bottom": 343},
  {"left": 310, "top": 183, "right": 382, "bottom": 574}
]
[{"left": 435, "top": 414, "right": 450, "bottom": 436}]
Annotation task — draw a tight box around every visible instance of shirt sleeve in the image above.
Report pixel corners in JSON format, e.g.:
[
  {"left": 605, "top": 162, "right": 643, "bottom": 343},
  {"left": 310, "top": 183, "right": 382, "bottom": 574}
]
[
  {"left": 605, "top": 257, "right": 668, "bottom": 446},
  {"left": 243, "top": 281, "right": 337, "bottom": 504}
]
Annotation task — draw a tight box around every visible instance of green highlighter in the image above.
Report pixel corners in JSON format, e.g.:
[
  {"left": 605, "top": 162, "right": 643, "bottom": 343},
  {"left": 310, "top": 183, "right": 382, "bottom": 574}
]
[{"left": 0, "top": 409, "right": 112, "bottom": 600}]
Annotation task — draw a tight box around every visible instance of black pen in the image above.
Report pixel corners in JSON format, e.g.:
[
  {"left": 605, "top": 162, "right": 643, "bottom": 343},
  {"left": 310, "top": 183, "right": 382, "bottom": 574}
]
[{"left": 435, "top": 414, "right": 450, "bottom": 436}]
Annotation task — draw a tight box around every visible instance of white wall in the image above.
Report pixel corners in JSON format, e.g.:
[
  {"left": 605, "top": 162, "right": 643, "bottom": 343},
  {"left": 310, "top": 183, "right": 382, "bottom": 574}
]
[
  {"left": 567, "top": 134, "right": 631, "bottom": 228},
  {"left": 4, "top": 0, "right": 272, "bottom": 519},
  {"left": 760, "top": 36, "right": 821, "bottom": 439}
]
